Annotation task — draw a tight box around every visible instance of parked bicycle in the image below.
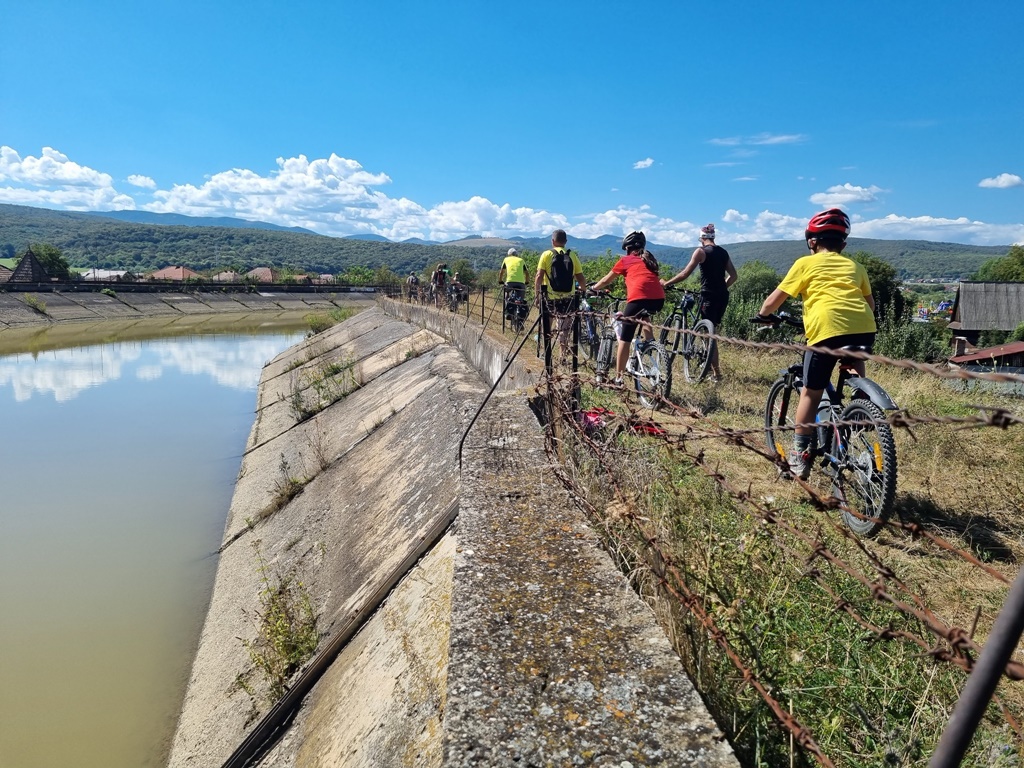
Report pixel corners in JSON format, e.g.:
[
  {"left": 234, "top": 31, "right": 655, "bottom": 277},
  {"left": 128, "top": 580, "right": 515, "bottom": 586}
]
[
  {"left": 578, "top": 292, "right": 608, "bottom": 363},
  {"left": 752, "top": 312, "right": 899, "bottom": 537},
  {"left": 589, "top": 292, "right": 668, "bottom": 409},
  {"left": 659, "top": 288, "right": 715, "bottom": 395}
]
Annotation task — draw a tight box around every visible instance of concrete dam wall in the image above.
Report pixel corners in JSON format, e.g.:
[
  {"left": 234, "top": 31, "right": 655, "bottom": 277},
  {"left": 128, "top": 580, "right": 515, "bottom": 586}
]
[{"left": 168, "top": 303, "right": 737, "bottom": 767}]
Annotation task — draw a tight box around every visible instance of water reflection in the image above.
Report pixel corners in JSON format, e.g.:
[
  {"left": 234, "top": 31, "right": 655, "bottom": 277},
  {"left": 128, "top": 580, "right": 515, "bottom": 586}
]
[
  {"left": 0, "top": 336, "right": 297, "bottom": 401},
  {"left": 0, "top": 317, "right": 309, "bottom": 768}
]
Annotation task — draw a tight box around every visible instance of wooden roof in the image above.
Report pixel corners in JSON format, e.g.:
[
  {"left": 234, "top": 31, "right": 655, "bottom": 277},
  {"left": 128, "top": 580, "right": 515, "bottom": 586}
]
[{"left": 949, "top": 281, "right": 1024, "bottom": 331}]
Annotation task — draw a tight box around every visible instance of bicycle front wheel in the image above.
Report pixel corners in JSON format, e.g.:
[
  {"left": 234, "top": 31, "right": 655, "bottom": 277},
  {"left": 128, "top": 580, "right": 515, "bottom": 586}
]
[
  {"left": 764, "top": 378, "right": 793, "bottom": 461},
  {"left": 831, "top": 399, "right": 898, "bottom": 537},
  {"left": 633, "top": 342, "right": 668, "bottom": 409},
  {"left": 579, "top": 316, "right": 599, "bottom": 361},
  {"left": 683, "top": 319, "right": 715, "bottom": 383}
]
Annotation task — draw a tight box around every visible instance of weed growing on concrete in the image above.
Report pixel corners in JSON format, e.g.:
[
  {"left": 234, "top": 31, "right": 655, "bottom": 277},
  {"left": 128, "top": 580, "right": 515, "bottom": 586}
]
[
  {"left": 248, "top": 454, "right": 309, "bottom": 529},
  {"left": 304, "top": 307, "right": 355, "bottom": 336},
  {"left": 100, "top": 287, "right": 117, "bottom": 298},
  {"left": 286, "top": 355, "right": 362, "bottom": 424},
  {"left": 240, "top": 541, "right": 319, "bottom": 702},
  {"left": 306, "top": 420, "right": 332, "bottom": 472},
  {"left": 23, "top": 293, "right": 48, "bottom": 315}
]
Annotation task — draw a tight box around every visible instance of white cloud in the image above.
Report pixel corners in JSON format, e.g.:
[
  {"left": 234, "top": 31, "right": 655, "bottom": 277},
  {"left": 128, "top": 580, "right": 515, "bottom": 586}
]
[
  {"left": 748, "top": 133, "right": 807, "bottom": 145},
  {"left": 127, "top": 174, "right": 156, "bottom": 189},
  {"left": 733, "top": 176, "right": 758, "bottom": 182},
  {"left": 632, "top": 157, "right": 654, "bottom": 170},
  {"left": 0, "top": 146, "right": 136, "bottom": 210},
  {"left": 705, "top": 162, "right": 741, "bottom": 168},
  {"left": 709, "top": 133, "right": 806, "bottom": 146},
  {"left": 852, "top": 214, "right": 1024, "bottom": 245},
  {"left": 978, "top": 173, "right": 1023, "bottom": 189},
  {"left": 2, "top": 145, "right": 1022, "bottom": 248},
  {"left": 809, "top": 183, "right": 883, "bottom": 207}
]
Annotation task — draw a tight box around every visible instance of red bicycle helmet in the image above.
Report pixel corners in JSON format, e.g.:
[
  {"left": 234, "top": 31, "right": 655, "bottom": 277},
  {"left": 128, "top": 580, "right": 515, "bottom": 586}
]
[{"left": 805, "top": 208, "right": 851, "bottom": 240}]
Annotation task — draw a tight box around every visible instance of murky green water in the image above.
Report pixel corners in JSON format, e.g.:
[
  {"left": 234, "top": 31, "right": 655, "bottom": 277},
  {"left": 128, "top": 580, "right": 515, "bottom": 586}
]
[{"left": 0, "top": 315, "right": 309, "bottom": 768}]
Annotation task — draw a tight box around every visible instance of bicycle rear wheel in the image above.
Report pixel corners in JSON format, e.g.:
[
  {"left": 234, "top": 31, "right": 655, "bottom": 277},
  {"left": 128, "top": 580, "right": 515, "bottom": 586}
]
[
  {"left": 683, "top": 319, "right": 715, "bottom": 383},
  {"left": 763, "top": 378, "right": 793, "bottom": 461},
  {"left": 633, "top": 342, "right": 668, "bottom": 409},
  {"left": 659, "top": 313, "right": 683, "bottom": 398},
  {"left": 595, "top": 326, "right": 616, "bottom": 382},
  {"left": 831, "top": 399, "right": 898, "bottom": 537}
]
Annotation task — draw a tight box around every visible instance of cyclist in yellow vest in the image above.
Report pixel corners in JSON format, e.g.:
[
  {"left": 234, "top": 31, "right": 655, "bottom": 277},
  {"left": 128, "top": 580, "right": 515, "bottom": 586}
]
[{"left": 499, "top": 247, "right": 530, "bottom": 300}]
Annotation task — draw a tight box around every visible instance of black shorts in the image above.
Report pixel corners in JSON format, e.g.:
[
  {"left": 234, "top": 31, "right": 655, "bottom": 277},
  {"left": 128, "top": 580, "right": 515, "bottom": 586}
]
[
  {"left": 700, "top": 293, "right": 729, "bottom": 325},
  {"left": 803, "top": 332, "right": 875, "bottom": 390},
  {"left": 550, "top": 296, "right": 578, "bottom": 336},
  {"left": 618, "top": 298, "right": 664, "bottom": 342}
]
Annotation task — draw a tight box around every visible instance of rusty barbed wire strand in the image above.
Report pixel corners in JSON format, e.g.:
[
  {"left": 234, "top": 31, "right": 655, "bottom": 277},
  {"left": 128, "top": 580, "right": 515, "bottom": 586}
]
[
  {"left": 546, "top": 365, "right": 1018, "bottom": 586},
  {"left": 543, "top": 411, "right": 838, "bottom": 766},
  {"left": 540, "top": 371, "right": 1024, "bottom": 758},
  {"left": 578, "top": 305, "right": 1024, "bottom": 386}
]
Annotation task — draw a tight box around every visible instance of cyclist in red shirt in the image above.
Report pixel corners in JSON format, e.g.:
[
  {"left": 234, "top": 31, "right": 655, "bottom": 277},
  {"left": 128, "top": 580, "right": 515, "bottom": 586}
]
[{"left": 590, "top": 231, "right": 665, "bottom": 384}]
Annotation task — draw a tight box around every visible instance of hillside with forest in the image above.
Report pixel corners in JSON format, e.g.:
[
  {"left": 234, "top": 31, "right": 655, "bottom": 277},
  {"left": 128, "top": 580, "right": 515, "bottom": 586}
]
[{"left": 0, "top": 203, "right": 1012, "bottom": 280}]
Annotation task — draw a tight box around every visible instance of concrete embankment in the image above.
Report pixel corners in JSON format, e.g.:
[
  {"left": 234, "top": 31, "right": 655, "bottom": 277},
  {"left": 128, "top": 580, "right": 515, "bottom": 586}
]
[
  {"left": 169, "top": 301, "right": 737, "bottom": 767},
  {"left": 0, "top": 288, "right": 372, "bottom": 331}
]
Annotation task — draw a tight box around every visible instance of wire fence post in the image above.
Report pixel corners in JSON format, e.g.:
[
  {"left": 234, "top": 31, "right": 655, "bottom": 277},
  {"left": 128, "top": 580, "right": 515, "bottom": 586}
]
[{"left": 929, "top": 566, "right": 1024, "bottom": 767}]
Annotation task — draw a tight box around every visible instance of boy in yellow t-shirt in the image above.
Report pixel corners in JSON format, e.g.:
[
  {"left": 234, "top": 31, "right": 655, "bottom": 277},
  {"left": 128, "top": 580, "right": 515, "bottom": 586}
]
[{"left": 755, "top": 208, "right": 876, "bottom": 479}]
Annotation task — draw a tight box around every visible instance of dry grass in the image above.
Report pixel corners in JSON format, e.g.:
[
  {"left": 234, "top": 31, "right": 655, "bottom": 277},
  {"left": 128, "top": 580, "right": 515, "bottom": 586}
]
[{"left": 558, "top": 341, "right": 1024, "bottom": 767}]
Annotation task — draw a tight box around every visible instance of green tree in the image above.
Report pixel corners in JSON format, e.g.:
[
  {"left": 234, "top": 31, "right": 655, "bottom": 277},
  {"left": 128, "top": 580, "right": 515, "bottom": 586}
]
[
  {"left": 1009, "top": 321, "right": 1024, "bottom": 343},
  {"left": 849, "top": 251, "right": 905, "bottom": 320},
  {"left": 27, "top": 243, "right": 72, "bottom": 279},
  {"left": 973, "top": 245, "right": 1024, "bottom": 281},
  {"left": 373, "top": 265, "right": 400, "bottom": 287},
  {"left": 450, "top": 258, "right": 476, "bottom": 286},
  {"left": 731, "top": 260, "right": 780, "bottom": 303}
]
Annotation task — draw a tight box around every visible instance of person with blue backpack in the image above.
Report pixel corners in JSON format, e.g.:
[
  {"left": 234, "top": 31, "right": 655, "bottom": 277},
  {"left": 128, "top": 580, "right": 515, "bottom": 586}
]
[{"left": 534, "top": 229, "right": 587, "bottom": 355}]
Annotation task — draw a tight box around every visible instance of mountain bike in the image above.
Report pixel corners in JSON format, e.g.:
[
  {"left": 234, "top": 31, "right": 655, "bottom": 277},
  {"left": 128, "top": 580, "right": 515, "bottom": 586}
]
[
  {"left": 579, "top": 292, "right": 608, "bottom": 363},
  {"left": 592, "top": 293, "right": 668, "bottom": 409},
  {"left": 502, "top": 284, "right": 529, "bottom": 332},
  {"left": 659, "top": 288, "right": 715, "bottom": 396},
  {"left": 752, "top": 312, "right": 899, "bottom": 537}
]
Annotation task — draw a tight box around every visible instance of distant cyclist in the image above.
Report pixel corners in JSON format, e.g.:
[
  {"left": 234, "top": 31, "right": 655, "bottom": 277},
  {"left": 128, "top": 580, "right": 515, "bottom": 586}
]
[
  {"left": 430, "top": 262, "right": 449, "bottom": 308},
  {"left": 662, "top": 223, "right": 737, "bottom": 380},
  {"left": 499, "top": 247, "right": 530, "bottom": 301},
  {"left": 406, "top": 271, "right": 420, "bottom": 302},
  {"left": 754, "top": 208, "right": 876, "bottom": 479},
  {"left": 591, "top": 231, "right": 665, "bottom": 385}
]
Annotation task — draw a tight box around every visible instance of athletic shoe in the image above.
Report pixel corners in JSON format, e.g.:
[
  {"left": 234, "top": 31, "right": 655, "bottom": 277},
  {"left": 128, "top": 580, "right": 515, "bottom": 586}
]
[{"left": 788, "top": 437, "right": 813, "bottom": 480}]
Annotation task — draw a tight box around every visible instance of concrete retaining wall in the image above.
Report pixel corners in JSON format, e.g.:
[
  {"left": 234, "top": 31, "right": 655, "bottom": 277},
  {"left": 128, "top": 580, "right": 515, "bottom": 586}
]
[{"left": 169, "top": 304, "right": 737, "bottom": 767}]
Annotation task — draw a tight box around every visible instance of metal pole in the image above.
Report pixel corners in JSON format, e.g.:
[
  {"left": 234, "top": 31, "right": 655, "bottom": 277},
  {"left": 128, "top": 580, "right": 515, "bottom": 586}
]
[{"left": 929, "top": 566, "right": 1024, "bottom": 767}]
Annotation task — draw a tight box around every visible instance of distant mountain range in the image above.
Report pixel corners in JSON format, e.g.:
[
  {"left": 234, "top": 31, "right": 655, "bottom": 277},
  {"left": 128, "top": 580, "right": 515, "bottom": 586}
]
[
  {"left": 0, "top": 203, "right": 1012, "bottom": 280},
  {"left": 82, "top": 209, "right": 318, "bottom": 234}
]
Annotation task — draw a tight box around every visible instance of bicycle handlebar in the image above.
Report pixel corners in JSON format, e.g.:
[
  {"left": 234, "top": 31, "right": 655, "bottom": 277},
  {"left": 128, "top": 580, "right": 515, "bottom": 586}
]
[{"left": 749, "top": 311, "right": 804, "bottom": 330}]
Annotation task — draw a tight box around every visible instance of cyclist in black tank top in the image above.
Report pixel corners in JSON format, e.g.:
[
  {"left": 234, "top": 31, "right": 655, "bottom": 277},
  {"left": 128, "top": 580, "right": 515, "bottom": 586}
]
[{"left": 661, "top": 223, "right": 738, "bottom": 379}]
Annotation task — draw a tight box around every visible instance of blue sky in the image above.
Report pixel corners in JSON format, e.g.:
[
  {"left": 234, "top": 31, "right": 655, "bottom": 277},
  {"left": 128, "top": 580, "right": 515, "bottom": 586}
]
[{"left": 2, "top": 0, "right": 1023, "bottom": 247}]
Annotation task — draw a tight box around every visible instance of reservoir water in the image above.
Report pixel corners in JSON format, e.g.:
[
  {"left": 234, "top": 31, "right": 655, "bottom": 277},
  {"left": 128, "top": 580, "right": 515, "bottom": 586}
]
[{"left": 0, "top": 315, "right": 310, "bottom": 768}]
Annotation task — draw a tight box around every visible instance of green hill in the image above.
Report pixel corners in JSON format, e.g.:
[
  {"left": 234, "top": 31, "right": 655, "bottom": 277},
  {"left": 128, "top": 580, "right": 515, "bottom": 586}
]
[{"left": 0, "top": 203, "right": 1012, "bottom": 280}]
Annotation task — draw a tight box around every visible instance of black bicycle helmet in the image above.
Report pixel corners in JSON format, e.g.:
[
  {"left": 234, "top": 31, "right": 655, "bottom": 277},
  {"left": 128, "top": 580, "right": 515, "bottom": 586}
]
[{"left": 622, "top": 231, "right": 646, "bottom": 253}]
